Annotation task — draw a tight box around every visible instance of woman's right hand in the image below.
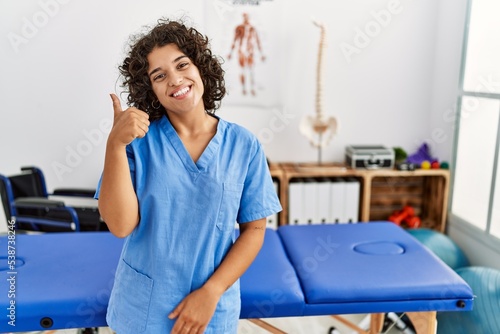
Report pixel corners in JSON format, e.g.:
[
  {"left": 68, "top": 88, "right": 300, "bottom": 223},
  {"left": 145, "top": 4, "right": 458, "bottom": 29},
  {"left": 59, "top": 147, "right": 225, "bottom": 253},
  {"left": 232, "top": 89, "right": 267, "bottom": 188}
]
[{"left": 108, "top": 93, "right": 150, "bottom": 147}]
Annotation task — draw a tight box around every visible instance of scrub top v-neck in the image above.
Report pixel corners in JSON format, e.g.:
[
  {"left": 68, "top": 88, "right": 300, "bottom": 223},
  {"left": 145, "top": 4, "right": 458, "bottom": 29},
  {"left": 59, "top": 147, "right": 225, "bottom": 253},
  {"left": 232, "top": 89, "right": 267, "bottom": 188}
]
[
  {"left": 163, "top": 113, "right": 220, "bottom": 174},
  {"left": 96, "top": 114, "right": 282, "bottom": 333}
]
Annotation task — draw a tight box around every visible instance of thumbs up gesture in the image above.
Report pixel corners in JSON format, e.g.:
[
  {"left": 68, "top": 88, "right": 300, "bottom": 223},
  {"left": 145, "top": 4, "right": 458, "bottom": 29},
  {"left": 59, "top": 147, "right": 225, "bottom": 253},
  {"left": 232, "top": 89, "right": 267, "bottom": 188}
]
[{"left": 108, "top": 94, "right": 150, "bottom": 146}]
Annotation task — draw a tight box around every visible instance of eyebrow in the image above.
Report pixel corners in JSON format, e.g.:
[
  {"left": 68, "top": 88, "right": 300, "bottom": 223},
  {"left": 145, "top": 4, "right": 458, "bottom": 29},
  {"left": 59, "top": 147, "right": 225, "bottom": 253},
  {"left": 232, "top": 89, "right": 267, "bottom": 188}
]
[{"left": 148, "top": 55, "right": 188, "bottom": 78}]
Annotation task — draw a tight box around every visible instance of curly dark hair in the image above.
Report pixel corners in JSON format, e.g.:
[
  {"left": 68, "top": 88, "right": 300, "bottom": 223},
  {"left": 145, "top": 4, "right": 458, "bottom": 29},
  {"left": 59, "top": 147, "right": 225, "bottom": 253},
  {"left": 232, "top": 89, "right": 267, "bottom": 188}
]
[{"left": 119, "top": 18, "right": 226, "bottom": 121}]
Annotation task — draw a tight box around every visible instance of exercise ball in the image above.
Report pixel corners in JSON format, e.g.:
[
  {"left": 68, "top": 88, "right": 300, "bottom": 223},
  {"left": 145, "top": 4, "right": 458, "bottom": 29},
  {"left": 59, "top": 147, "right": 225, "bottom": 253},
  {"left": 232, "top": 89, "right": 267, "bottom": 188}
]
[
  {"left": 437, "top": 266, "right": 500, "bottom": 334},
  {"left": 407, "top": 228, "right": 469, "bottom": 270}
]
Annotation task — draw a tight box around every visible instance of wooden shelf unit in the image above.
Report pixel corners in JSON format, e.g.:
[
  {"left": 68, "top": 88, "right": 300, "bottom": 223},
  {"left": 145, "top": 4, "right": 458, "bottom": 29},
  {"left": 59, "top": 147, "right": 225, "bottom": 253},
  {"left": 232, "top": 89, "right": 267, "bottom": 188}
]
[{"left": 269, "top": 162, "right": 450, "bottom": 232}]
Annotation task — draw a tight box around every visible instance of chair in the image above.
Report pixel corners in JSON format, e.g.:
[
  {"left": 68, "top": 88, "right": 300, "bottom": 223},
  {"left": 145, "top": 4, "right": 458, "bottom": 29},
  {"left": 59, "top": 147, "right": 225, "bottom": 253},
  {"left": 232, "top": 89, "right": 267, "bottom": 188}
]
[
  {"left": 0, "top": 187, "right": 10, "bottom": 235},
  {"left": 0, "top": 166, "right": 103, "bottom": 232}
]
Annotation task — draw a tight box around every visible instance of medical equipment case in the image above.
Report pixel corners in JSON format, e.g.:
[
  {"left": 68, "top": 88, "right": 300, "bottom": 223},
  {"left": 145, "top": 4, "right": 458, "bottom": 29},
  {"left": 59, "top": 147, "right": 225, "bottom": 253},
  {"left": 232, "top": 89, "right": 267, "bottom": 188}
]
[{"left": 345, "top": 145, "right": 395, "bottom": 169}]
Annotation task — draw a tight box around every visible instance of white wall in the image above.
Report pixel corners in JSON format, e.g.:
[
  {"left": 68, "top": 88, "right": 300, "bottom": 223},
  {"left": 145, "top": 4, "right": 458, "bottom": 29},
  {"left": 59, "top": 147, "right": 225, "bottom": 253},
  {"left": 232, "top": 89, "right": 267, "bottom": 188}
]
[
  {"left": 428, "top": 0, "right": 468, "bottom": 164},
  {"left": 0, "top": 0, "right": 466, "bottom": 193},
  {"left": 0, "top": 0, "right": 205, "bottom": 190}
]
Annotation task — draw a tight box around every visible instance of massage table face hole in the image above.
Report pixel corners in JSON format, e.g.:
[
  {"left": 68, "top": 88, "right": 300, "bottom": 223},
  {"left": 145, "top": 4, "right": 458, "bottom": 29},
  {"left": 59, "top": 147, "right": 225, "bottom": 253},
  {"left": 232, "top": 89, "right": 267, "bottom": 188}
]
[{"left": 353, "top": 242, "right": 405, "bottom": 255}]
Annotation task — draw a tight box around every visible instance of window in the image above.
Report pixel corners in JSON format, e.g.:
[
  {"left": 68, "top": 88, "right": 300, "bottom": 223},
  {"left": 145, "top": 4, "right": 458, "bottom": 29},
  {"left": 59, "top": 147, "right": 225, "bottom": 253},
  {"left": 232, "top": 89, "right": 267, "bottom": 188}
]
[{"left": 452, "top": 0, "right": 500, "bottom": 240}]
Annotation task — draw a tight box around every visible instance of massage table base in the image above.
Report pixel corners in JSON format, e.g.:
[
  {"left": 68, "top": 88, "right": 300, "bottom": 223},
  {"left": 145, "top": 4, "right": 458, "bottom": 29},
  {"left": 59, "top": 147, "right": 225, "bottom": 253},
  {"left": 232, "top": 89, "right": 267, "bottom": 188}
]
[
  {"left": 0, "top": 222, "right": 471, "bottom": 333},
  {"left": 248, "top": 312, "right": 436, "bottom": 334},
  {"left": 333, "top": 312, "right": 436, "bottom": 334}
]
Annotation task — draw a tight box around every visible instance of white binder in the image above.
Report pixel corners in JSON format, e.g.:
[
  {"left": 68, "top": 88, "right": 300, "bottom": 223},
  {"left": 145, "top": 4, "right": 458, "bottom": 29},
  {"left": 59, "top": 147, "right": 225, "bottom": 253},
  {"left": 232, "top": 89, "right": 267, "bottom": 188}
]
[
  {"left": 302, "top": 178, "right": 317, "bottom": 225},
  {"left": 288, "top": 181, "right": 304, "bottom": 225},
  {"left": 266, "top": 180, "right": 279, "bottom": 229},
  {"left": 316, "top": 179, "right": 332, "bottom": 224},
  {"left": 344, "top": 178, "right": 360, "bottom": 223},
  {"left": 330, "top": 178, "right": 346, "bottom": 223}
]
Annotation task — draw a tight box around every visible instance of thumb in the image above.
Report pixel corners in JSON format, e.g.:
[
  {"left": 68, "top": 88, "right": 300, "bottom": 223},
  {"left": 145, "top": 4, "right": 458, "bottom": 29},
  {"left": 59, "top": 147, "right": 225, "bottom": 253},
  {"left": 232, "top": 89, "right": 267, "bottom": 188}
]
[{"left": 110, "top": 93, "right": 123, "bottom": 119}]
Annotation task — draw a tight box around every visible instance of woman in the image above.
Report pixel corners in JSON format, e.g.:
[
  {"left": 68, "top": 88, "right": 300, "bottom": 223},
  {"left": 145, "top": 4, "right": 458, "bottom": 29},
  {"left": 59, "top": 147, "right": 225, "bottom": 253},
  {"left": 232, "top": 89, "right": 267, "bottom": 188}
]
[{"left": 96, "top": 18, "right": 282, "bottom": 333}]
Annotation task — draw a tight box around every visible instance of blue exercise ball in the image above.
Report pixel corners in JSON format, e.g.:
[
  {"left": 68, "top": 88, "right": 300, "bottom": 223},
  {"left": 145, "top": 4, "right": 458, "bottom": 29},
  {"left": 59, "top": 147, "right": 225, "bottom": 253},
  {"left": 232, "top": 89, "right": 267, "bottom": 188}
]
[
  {"left": 407, "top": 228, "right": 469, "bottom": 270},
  {"left": 437, "top": 266, "right": 500, "bottom": 334}
]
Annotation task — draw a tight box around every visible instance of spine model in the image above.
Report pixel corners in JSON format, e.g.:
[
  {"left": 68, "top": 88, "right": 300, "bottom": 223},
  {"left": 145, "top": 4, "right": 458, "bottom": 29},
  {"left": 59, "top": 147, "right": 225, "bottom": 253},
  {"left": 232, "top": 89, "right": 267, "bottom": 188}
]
[
  {"left": 313, "top": 20, "right": 325, "bottom": 122},
  {"left": 299, "top": 19, "right": 338, "bottom": 162}
]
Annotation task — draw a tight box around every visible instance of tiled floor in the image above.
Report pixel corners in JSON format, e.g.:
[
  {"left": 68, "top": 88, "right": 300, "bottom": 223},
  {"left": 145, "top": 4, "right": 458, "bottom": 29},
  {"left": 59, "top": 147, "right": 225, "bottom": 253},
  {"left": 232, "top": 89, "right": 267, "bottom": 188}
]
[{"left": 6, "top": 314, "right": 411, "bottom": 333}]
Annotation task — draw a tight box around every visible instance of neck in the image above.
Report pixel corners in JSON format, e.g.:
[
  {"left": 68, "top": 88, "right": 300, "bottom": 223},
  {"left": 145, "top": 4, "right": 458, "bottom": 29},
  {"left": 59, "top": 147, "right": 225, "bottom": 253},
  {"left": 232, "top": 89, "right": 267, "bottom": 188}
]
[{"left": 166, "top": 110, "right": 217, "bottom": 137}]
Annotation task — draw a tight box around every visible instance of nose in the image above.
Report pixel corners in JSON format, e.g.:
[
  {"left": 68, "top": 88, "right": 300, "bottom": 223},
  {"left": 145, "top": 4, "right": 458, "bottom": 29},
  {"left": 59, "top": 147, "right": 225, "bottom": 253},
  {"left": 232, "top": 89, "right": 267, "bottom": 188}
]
[{"left": 169, "top": 74, "right": 183, "bottom": 87}]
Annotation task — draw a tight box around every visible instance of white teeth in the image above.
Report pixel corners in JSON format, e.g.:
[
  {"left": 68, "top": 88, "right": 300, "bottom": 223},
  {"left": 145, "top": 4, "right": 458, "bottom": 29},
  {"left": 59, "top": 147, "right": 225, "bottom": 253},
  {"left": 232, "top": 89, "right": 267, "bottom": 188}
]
[{"left": 173, "top": 87, "right": 190, "bottom": 97}]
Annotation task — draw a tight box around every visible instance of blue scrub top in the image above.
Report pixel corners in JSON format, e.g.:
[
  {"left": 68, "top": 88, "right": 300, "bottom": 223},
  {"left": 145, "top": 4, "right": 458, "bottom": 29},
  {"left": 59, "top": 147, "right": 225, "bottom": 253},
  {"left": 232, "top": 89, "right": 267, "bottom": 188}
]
[{"left": 96, "top": 114, "right": 282, "bottom": 333}]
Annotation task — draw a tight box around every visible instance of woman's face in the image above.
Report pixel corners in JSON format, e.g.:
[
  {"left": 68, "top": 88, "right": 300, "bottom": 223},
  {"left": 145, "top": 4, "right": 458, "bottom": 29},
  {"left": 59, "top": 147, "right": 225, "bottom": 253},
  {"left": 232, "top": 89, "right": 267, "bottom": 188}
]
[{"left": 147, "top": 43, "right": 205, "bottom": 116}]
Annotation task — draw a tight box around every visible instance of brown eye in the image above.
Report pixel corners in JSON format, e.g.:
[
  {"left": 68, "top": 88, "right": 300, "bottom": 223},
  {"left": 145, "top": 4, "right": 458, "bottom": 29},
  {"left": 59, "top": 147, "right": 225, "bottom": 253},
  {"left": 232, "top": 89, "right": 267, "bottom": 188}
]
[{"left": 153, "top": 73, "right": 165, "bottom": 81}]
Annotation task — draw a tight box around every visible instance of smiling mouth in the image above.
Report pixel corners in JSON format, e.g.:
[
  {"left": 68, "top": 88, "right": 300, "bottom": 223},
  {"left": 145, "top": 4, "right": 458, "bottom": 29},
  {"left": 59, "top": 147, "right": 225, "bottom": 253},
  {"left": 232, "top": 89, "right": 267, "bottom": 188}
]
[{"left": 172, "top": 86, "right": 191, "bottom": 98}]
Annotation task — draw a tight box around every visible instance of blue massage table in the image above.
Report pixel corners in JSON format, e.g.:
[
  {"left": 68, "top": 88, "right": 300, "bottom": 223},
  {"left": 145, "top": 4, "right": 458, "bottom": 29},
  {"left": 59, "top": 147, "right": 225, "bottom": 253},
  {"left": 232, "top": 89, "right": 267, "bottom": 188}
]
[{"left": 0, "top": 222, "right": 473, "bottom": 334}]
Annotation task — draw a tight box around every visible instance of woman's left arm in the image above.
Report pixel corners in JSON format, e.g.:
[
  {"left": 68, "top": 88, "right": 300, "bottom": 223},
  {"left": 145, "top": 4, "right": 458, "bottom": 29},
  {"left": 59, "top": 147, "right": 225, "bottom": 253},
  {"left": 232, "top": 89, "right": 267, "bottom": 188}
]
[{"left": 169, "top": 218, "right": 266, "bottom": 334}]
